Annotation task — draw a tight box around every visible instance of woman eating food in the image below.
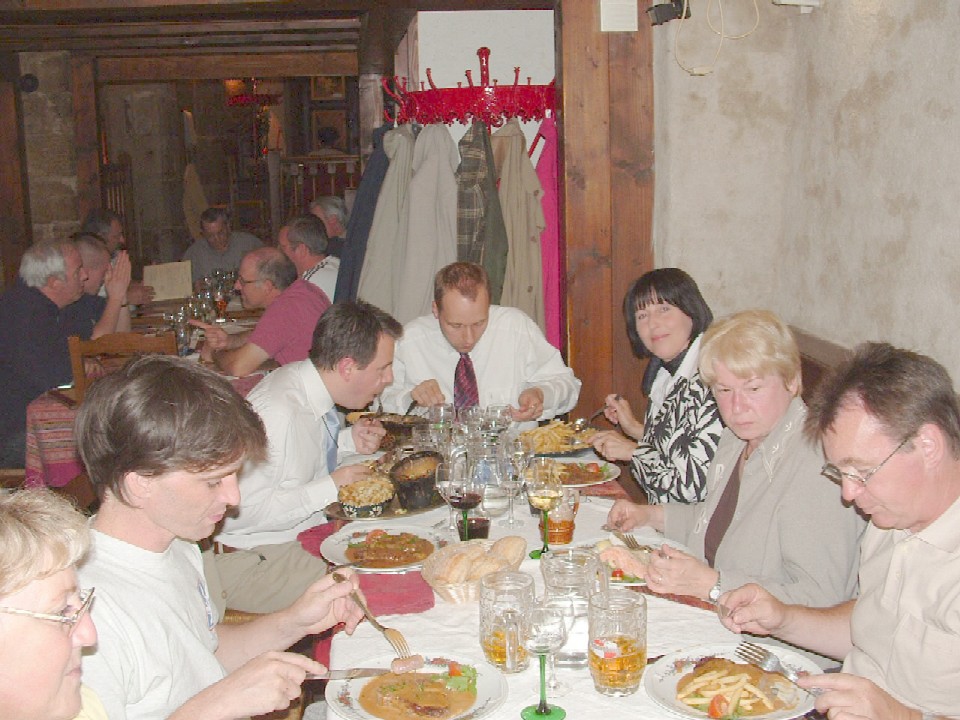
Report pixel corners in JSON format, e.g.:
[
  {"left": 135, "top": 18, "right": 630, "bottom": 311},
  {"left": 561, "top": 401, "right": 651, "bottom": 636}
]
[
  {"left": 0, "top": 489, "right": 105, "bottom": 720},
  {"left": 591, "top": 268, "right": 723, "bottom": 503},
  {"left": 605, "top": 310, "right": 865, "bottom": 606}
]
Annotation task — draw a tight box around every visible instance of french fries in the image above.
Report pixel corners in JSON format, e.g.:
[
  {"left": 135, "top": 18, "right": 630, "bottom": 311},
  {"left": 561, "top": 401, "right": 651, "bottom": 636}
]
[
  {"left": 676, "top": 658, "right": 791, "bottom": 717},
  {"left": 520, "top": 420, "right": 594, "bottom": 454}
]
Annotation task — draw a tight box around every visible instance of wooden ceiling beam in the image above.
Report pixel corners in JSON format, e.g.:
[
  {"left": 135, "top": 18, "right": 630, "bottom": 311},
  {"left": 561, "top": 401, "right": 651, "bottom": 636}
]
[
  {"left": 96, "top": 50, "right": 358, "bottom": 82},
  {"left": 0, "top": 18, "right": 359, "bottom": 37},
  {"left": 94, "top": 43, "right": 359, "bottom": 57},
  {"left": 0, "top": 31, "right": 359, "bottom": 53}
]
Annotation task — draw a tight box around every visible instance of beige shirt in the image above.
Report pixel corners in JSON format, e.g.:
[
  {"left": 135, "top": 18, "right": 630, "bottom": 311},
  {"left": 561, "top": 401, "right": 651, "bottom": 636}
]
[
  {"left": 74, "top": 686, "right": 108, "bottom": 720},
  {"left": 845, "top": 494, "right": 960, "bottom": 717}
]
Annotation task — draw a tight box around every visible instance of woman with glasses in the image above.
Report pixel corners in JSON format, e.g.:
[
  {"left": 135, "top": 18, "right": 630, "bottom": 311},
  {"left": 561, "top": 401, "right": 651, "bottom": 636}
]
[
  {"left": 606, "top": 311, "right": 866, "bottom": 607},
  {"left": 0, "top": 489, "right": 105, "bottom": 720},
  {"left": 590, "top": 269, "right": 723, "bottom": 503}
]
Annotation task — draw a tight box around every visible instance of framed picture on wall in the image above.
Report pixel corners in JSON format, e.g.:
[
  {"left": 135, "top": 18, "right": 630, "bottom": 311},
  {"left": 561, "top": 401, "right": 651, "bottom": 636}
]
[
  {"left": 310, "top": 76, "right": 346, "bottom": 101},
  {"left": 311, "top": 109, "right": 348, "bottom": 153}
]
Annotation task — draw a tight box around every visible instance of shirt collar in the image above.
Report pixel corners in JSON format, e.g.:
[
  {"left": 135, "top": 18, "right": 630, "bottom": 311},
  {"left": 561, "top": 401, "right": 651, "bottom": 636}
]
[
  {"left": 912, "top": 492, "right": 960, "bottom": 552},
  {"left": 290, "top": 359, "right": 334, "bottom": 421}
]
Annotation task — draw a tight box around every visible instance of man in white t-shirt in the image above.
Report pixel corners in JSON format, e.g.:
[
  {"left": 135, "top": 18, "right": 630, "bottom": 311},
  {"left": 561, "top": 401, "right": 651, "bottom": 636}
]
[
  {"left": 75, "top": 355, "right": 363, "bottom": 720},
  {"left": 277, "top": 214, "right": 340, "bottom": 301}
]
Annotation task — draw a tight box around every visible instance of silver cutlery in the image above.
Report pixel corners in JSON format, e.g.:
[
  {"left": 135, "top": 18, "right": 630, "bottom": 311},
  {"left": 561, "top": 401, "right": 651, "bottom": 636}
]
[
  {"left": 735, "top": 642, "right": 822, "bottom": 696},
  {"left": 332, "top": 571, "right": 412, "bottom": 658},
  {"left": 305, "top": 668, "right": 390, "bottom": 681}
]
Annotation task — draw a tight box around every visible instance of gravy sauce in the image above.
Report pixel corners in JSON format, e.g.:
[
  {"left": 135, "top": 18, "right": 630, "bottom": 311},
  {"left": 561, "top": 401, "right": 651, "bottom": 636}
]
[{"left": 358, "top": 672, "right": 475, "bottom": 720}]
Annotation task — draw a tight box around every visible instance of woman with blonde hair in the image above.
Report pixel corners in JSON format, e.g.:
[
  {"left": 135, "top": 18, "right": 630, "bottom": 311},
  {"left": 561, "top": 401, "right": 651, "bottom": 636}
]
[
  {"left": 0, "top": 490, "right": 105, "bottom": 720},
  {"left": 606, "top": 310, "right": 865, "bottom": 607}
]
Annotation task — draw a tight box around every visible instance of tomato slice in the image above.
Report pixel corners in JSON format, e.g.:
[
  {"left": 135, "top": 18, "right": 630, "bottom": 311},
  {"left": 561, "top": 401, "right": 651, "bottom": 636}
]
[
  {"left": 585, "top": 462, "right": 601, "bottom": 472},
  {"left": 707, "top": 694, "right": 730, "bottom": 719},
  {"left": 611, "top": 568, "right": 625, "bottom": 579},
  {"left": 447, "top": 661, "right": 462, "bottom": 676},
  {"left": 365, "top": 529, "right": 387, "bottom": 542}
]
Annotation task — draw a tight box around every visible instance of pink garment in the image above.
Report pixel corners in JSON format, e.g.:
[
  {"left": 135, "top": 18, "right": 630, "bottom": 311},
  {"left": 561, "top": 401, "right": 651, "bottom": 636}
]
[
  {"left": 535, "top": 116, "right": 562, "bottom": 350},
  {"left": 249, "top": 279, "right": 330, "bottom": 365}
]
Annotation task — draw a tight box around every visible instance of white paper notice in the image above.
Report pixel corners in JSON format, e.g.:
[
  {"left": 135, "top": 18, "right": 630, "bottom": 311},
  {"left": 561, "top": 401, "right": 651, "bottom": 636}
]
[
  {"left": 600, "top": 0, "right": 639, "bottom": 32},
  {"left": 143, "top": 261, "right": 193, "bottom": 302}
]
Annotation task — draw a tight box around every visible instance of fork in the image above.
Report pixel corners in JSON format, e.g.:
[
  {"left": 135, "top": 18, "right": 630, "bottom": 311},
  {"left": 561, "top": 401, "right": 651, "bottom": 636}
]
[
  {"left": 735, "top": 642, "right": 822, "bottom": 696},
  {"left": 332, "top": 572, "right": 411, "bottom": 658},
  {"left": 613, "top": 529, "right": 643, "bottom": 551}
]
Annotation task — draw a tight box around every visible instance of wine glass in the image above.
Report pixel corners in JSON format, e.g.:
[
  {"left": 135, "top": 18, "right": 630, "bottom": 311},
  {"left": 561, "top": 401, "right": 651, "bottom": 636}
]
[
  {"left": 537, "top": 596, "right": 577, "bottom": 697},
  {"left": 520, "top": 605, "right": 568, "bottom": 720},
  {"left": 443, "top": 462, "right": 483, "bottom": 540},
  {"left": 485, "top": 404, "right": 513, "bottom": 435},
  {"left": 526, "top": 458, "right": 563, "bottom": 559},
  {"left": 433, "top": 461, "right": 459, "bottom": 532},
  {"left": 497, "top": 435, "right": 531, "bottom": 527}
]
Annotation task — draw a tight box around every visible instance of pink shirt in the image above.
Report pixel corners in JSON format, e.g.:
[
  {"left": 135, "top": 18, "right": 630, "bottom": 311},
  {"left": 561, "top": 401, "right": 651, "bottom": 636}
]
[{"left": 249, "top": 279, "right": 330, "bottom": 365}]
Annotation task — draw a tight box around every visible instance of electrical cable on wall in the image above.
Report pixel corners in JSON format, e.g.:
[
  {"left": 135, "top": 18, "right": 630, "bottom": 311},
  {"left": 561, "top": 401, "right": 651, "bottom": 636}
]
[{"left": 671, "top": 0, "right": 761, "bottom": 77}]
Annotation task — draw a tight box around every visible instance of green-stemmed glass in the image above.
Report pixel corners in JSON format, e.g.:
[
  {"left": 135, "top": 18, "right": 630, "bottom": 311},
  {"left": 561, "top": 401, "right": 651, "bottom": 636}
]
[
  {"left": 520, "top": 605, "right": 567, "bottom": 720},
  {"left": 526, "top": 458, "right": 562, "bottom": 559}
]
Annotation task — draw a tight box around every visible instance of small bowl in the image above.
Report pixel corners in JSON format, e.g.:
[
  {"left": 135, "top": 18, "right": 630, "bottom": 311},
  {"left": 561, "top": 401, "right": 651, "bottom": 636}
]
[
  {"left": 389, "top": 450, "right": 442, "bottom": 511},
  {"left": 340, "top": 498, "right": 393, "bottom": 519}
]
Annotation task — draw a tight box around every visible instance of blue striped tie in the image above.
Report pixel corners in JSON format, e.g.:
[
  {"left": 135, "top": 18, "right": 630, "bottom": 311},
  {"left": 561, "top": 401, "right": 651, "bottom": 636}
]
[{"left": 323, "top": 407, "right": 340, "bottom": 474}]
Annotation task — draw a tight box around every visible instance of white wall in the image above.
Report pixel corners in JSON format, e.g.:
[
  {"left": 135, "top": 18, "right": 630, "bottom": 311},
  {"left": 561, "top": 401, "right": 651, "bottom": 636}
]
[
  {"left": 408, "top": 10, "right": 555, "bottom": 155},
  {"left": 655, "top": 0, "right": 960, "bottom": 379}
]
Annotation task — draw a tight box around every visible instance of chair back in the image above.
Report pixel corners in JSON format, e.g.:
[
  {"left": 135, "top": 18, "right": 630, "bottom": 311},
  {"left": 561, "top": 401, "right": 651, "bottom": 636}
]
[{"left": 68, "top": 332, "right": 178, "bottom": 401}]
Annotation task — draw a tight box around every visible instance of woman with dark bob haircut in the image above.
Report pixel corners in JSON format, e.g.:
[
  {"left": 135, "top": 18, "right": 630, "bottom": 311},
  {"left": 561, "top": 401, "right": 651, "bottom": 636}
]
[{"left": 590, "top": 268, "right": 723, "bottom": 503}]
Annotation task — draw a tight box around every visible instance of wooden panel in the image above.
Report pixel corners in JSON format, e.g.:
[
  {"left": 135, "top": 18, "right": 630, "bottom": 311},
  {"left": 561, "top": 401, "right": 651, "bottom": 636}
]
[
  {"left": 71, "top": 54, "right": 100, "bottom": 221},
  {"left": 558, "top": 0, "right": 654, "bottom": 419},
  {"left": 96, "top": 51, "right": 358, "bottom": 82},
  {"left": 0, "top": 53, "right": 30, "bottom": 290}
]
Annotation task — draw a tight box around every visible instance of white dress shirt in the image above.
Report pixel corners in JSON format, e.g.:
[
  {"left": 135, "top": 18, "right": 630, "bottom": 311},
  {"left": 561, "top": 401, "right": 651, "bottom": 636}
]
[
  {"left": 302, "top": 256, "right": 339, "bottom": 302},
  {"left": 380, "top": 305, "right": 581, "bottom": 426},
  {"left": 216, "top": 360, "right": 355, "bottom": 548}
]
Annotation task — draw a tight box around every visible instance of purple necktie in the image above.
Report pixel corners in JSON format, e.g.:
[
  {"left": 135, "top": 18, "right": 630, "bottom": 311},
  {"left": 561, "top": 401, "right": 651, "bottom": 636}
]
[{"left": 454, "top": 353, "right": 479, "bottom": 409}]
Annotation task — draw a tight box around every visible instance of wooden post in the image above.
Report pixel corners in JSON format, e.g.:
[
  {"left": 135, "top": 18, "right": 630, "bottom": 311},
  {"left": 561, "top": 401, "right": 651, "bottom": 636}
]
[{"left": 71, "top": 54, "right": 101, "bottom": 222}]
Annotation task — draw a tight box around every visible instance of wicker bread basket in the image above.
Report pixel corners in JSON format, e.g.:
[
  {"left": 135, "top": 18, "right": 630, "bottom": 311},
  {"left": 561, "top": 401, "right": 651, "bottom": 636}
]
[{"left": 422, "top": 538, "right": 527, "bottom": 603}]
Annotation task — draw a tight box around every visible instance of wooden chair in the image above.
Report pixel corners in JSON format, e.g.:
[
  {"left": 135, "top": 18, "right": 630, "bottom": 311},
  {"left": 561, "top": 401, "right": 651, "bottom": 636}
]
[{"left": 67, "top": 332, "right": 178, "bottom": 402}]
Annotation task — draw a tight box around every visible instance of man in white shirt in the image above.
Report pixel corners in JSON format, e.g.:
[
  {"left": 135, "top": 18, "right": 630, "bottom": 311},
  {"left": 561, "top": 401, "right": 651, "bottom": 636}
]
[
  {"left": 380, "top": 262, "right": 580, "bottom": 427},
  {"left": 720, "top": 343, "right": 960, "bottom": 720},
  {"left": 75, "top": 355, "right": 363, "bottom": 720},
  {"left": 277, "top": 214, "right": 340, "bottom": 301},
  {"left": 209, "top": 301, "right": 402, "bottom": 613}
]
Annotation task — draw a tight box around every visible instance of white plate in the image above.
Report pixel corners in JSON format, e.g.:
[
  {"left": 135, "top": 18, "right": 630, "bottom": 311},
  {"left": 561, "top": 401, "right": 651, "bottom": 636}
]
[
  {"left": 318, "top": 523, "right": 449, "bottom": 573},
  {"left": 644, "top": 643, "right": 820, "bottom": 720},
  {"left": 326, "top": 653, "right": 508, "bottom": 720},
  {"left": 590, "top": 536, "right": 693, "bottom": 586},
  {"left": 556, "top": 461, "right": 620, "bottom": 488}
]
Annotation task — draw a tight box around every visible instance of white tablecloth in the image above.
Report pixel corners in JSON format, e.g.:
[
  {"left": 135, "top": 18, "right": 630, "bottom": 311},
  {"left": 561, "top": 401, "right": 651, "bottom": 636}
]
[{"left": 326, "top": 498, "right": 740, "bottom": 719}]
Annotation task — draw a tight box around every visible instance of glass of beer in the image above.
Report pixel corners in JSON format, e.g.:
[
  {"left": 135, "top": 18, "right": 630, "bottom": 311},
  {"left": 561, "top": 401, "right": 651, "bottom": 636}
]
[
  {"left": 479, "top": 571, "right": 534, "bottom": 673},
  {"left": 588, "top": 589, "right": 646, "bottom": 696}
]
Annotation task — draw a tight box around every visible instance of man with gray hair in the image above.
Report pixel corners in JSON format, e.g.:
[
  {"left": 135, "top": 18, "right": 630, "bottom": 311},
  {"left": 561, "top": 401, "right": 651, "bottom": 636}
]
[
  {"left": 69, "top": 233, "right": 132, "bottom": 338},
  {"left": 194, "top": 246, "right": 330, "bottom": 377},
  {"left": 80, "top": 208, "right": 154, "bottom": 305},
  {"left": 308, "top": 195, "right": 347, "bottom": 258},
  {"left": 182, "top": 206, "right": 263, "bottom": 284},
  {"left": 277, "top": 214, "right": 339, "bottom": 301},
  {"left": 0, "top": 240, "right": 89, "bottom": 467}
]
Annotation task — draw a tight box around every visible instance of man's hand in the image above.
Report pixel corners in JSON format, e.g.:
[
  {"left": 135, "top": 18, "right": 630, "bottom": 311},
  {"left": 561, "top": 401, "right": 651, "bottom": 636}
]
[
  {"left": 717, "top": 583, "right": 788, "bottom": 636},
  {"left": 197, "top": 651, "right": 326, "bottom": 719},
  {"left": 591, "top": 430, "right": 639, "bottom": 462},
  {"left": 331, "top": 463, "right": 371, "bottom": 489},
  {"left": 645, "top": 544, "right": 717, "bottom": 599},
  {"left": 126, "top": 281, "right": 155, "bottom": 306},
  {"left": 606, "top": 499, "right": 662, "bottom": 532},
  {"left": 512, "top": 387, "right": 545, "bottom": 422},
  {"left": 410, "top": 380, "right": 446, "bottom": 407},
  {"left": 286, "top": 569, "right": 364, "bottom": 637},
  {"left": 191, "top": 319, "right": 231, "bottom": 362},
  {"left": 799, "top": 673, "right": 919, "bottom": 720},
  {"left": 104, "top": 250, "right": 132, "bottom": 299},
  {"left": 351, "top": 417, "right": 386, "bottom": 455}
]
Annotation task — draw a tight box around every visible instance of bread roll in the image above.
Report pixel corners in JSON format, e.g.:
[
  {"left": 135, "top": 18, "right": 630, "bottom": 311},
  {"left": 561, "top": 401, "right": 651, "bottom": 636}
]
[
  {"left": 466, "top": 555, "right": 507, "bottom": 581},
  {"left": 490, "top": 536, "right": 526, "bottom": 566},
  {"left": 439, "top": 551, "right": 473, "bottom": 584}
]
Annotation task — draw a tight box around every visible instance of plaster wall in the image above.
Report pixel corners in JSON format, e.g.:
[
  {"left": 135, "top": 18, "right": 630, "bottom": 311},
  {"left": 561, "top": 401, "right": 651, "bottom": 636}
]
[{"left": 655, "top": 1, "right": 960, "bottom": 379}]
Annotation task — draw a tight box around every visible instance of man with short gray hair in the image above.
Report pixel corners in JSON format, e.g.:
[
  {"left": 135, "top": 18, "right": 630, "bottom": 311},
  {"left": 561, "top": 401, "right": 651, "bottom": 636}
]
[
  {"left": 308, "top": 195, "right": 347, "bottom": 258},
  {"left": 0, "top": 240, "right": 89, "bottom": 467},
  {"left": 277, "top": 214, "right": 339, "bottom": 300},
  {"left": 194, "top": 246, "right": 330, "bottom": 377}
]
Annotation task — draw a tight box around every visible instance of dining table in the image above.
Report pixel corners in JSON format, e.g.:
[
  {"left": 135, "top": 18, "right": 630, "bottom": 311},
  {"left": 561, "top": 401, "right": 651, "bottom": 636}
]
[{"left": 319, "top": 493, "right": 763, "bottom": 720}]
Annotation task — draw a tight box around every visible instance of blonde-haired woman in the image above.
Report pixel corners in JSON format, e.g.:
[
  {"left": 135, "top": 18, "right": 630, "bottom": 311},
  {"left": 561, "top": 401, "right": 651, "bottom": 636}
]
[
  {"left": 606, "top": 310, "right": 865, "bottom": 607},
  {"left": 0, "top": 490, "right": 105, "bottom": 720}
]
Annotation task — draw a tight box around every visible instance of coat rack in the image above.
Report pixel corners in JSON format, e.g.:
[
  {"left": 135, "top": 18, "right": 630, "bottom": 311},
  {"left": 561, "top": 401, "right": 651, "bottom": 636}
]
[{"left": 383, "top": 47, "right": 555, "bottom": 127}]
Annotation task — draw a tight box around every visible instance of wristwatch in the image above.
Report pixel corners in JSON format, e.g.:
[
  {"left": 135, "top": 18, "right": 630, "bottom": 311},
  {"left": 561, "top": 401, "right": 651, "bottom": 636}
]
[{"left": 707, "top": 574, "right": 722, "bottom": 603}]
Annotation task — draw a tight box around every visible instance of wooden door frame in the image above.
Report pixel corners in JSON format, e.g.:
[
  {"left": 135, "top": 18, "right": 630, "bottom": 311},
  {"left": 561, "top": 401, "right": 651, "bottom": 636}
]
[{"left": 0, "top": 53, "right": 32, "bottom": 291}]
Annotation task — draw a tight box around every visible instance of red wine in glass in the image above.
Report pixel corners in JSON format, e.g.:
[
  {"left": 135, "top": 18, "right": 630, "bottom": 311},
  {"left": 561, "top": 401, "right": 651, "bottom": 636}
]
[{"left": 448, "top": 491, "right": 482, "bottom": 510}]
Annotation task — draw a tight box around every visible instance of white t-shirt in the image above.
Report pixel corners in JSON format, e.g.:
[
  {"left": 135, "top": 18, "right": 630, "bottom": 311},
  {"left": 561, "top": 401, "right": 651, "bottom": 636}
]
[
  {"left": 302, "top": 256, "right": 340, "bottom": 303},
  {"left": 78, "top": 530, "right": 225, "bottom": 720}
]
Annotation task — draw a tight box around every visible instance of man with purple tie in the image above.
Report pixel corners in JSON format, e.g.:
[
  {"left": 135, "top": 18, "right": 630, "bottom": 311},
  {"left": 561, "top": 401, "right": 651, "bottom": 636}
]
[{"left": 380, "top": 262, "right": 580, "bottom": 429}]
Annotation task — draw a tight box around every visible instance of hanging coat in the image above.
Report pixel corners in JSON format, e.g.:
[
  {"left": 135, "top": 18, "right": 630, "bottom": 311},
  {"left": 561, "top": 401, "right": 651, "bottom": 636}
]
[
  {"left": 492, "top": 119, "right": 546, "bottom": 330},
  {"left": 394, "top": 124, "right": 460, "bottom": 324},
  {"left": 357, "top": 124, "right": 415, "bottom": 315},
  {"left": 335, "top": 123, "right": 392, "bottom": 303},
  {"left": 456, "top": 121, "right": 509, "bottom": 303},
  {"left": 534, "top": 116, "right": 562, "bottom": 350}
]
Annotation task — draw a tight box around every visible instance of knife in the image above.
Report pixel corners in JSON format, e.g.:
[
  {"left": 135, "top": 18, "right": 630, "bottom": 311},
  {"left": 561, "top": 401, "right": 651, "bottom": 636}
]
[{"left": 305, "top": 668, "right": 391, "bottom": 681}]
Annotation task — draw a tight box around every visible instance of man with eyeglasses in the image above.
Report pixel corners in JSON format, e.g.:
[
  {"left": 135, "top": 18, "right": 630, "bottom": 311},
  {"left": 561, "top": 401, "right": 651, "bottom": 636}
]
[
  {"left": 720, "top": 343, "right": 960, "bottom": 720},
  {"left": 193, "top": 246, "right": 331, "bottom": 377}
]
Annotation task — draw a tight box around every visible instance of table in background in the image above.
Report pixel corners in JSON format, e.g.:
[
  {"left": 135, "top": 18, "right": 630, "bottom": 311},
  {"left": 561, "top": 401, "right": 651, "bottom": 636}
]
[{"left": 326, "top": 497, "right": 738, "bottom": 719}]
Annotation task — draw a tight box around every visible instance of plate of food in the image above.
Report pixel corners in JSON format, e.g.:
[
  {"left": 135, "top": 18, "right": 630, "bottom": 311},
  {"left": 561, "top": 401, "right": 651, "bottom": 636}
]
[
  {"left": 550, "top": 460, "right": 620, "bottom": 488},
  {"left": 326, "top": 653, "right": 507, "bottom": 720},
  {"left": 593, "top": 537, "right": 692, "bottom": 586},
  {"left": 319, "top": 524, "right": 448, "bottom": 573},
  {"left": 520, "top": 420, "right": 597, "bottom": 456},
  {"left": 644, "top": 643, "right": 820, "bottom": 720}
]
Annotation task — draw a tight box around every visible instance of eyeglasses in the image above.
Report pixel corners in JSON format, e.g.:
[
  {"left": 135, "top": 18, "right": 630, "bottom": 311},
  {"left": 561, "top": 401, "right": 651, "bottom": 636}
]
[
  {"left": 821, "top": 437, "right": 912, "bottom": 487},
  {"left": 236, "top": 275, "right": 261, "bottom": 286},
  {"left": 0, "top": 587, "right": 94, "bottom": 635}
]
